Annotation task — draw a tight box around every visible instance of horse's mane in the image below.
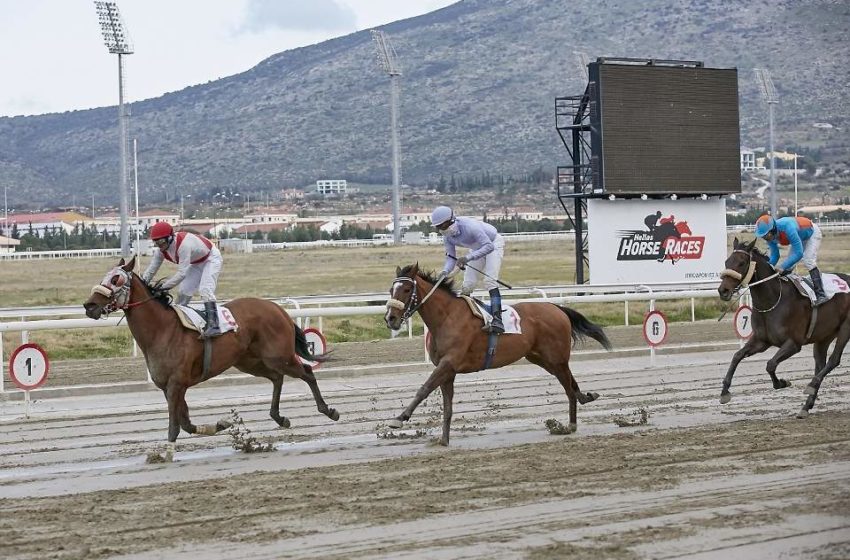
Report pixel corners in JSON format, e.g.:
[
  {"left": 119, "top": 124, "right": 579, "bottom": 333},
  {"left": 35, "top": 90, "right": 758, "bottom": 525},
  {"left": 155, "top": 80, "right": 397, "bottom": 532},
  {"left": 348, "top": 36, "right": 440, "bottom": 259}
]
[
  {"left": 399, "top": 264, "right": 457, "bottom": 296},
  {"left": 138, "top": 275, "right": 174, "bottom": 309}
]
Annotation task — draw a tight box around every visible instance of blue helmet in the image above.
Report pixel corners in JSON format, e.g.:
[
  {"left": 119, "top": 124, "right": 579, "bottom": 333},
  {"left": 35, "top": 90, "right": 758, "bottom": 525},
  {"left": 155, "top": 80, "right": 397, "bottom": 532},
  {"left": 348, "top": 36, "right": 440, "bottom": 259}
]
[
  {"left": 754, "top": 215, "right": 775, "bottom": 238},
  {"left": 430, "top": 206, "right": 454, "bottom": 227}
]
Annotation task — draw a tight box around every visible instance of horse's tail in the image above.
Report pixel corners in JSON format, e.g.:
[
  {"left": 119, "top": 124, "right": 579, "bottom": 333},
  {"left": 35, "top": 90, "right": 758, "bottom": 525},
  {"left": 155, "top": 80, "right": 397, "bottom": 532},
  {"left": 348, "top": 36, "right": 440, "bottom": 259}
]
[
  {"left": 557, "top": 306, "right": 612, "bottom": 351},
  {"left": 293, "top": 324, "right": 331, "bottom": 364}
]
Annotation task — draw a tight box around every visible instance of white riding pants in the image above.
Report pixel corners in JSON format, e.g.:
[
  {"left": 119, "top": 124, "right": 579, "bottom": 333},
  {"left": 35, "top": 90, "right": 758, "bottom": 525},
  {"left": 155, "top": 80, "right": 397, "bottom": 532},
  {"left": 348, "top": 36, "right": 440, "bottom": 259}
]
[
  {"left": 177, "top": 247, "right": 222, "bottom": 302},
  {"left": 801, "top": 224, "right": 822, "bottom": 270},
  {"left": 461, "top": 234, "right": 505, "bottom": 294}
]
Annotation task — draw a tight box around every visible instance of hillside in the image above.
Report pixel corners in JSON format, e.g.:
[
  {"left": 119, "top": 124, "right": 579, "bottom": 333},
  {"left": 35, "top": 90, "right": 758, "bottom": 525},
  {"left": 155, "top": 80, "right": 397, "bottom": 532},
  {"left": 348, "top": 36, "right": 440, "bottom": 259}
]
[{"left": 1, "top": 0, "right": 848, "bottom": 207}]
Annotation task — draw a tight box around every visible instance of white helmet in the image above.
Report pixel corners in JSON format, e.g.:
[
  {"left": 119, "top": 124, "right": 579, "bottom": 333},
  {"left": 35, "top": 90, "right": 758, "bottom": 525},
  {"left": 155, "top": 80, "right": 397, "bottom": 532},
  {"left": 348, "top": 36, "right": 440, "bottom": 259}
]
[{"left": 430, "top": 206, "right": 454, "bottom": 227}]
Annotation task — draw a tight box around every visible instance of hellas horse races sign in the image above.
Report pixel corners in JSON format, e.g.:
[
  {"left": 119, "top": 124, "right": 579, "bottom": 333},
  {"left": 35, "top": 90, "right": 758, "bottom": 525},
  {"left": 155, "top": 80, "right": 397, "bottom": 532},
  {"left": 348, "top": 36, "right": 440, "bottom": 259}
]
[{"left": 587, "top": 198, "right": 728, "bottom": 284}]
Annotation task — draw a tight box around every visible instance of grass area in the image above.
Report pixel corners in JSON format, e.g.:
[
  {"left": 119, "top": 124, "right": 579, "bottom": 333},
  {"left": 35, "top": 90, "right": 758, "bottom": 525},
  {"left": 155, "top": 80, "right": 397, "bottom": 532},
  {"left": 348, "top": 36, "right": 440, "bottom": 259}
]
[{"left": 2, "top": 233, "right": 849, "bottom": 360}]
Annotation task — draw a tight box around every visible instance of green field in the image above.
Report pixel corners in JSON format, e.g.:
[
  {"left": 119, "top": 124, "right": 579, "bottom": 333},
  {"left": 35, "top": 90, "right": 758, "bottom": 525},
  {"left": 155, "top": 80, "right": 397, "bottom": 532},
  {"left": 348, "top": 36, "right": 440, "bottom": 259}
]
[{"left": 2, "top": 233, "right": 848, "bottom": 360}]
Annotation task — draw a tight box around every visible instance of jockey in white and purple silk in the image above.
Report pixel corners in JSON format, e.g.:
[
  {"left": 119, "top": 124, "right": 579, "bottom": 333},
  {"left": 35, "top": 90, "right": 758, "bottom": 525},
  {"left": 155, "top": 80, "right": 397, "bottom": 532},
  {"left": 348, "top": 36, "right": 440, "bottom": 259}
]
[
  {"left": 431, "top": 206, "right": 506, "bottom": 334},
  {"left": 143, "top": 222, "right": 225, "bottom": 336}
]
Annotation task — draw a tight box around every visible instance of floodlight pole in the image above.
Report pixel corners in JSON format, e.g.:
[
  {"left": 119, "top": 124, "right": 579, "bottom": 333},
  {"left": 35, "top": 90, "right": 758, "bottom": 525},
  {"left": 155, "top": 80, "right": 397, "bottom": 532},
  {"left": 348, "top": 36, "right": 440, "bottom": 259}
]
[
  {"left": 95, "top": 1, "right": 134, "bottom": 257},
  {"left": 371, "top": 30, "right": 403, "bottom": 244},
  {"left": 755, "top": 68, "right": 778, "bottom": 217}
]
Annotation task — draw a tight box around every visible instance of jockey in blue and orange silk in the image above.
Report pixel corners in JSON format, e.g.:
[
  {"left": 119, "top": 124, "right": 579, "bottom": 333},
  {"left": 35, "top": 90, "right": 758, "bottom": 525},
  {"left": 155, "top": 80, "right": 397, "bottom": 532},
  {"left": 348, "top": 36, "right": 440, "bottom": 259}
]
[
  {"left": 754, "top": 214, "right": 827, "bottom": 306},
  {"left": 143, "top": 222, "right": 225, "bottom": 336},
  {"left": 431, "top": 206, "right": 506, "bottom": 334}
]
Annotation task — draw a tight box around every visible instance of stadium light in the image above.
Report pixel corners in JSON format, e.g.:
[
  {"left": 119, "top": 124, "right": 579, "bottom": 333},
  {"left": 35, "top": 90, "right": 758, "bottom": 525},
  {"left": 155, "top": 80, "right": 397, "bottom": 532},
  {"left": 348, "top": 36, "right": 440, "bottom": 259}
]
[
  {"left": 754, "top": 68, "right": 779, "bottom": 217},
  {"left": 94, "top": 1, "right": 134, "bottom": 257},
  {"left": 370, "top": 29, "right": 403, "bottom": 245}
]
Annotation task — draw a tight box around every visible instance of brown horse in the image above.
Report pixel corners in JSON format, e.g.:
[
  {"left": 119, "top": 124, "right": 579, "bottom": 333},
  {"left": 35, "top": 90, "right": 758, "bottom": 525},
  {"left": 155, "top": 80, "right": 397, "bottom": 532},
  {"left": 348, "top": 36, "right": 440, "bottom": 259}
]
[
  {"left": 718, "top": 238, "right": 850, "bottom": 417},
  {"left": 384, "top": 264, "right": 611, "bottom": 445},
  {"left": 83, "top": 257, "right": 339, "bottom": 442}
]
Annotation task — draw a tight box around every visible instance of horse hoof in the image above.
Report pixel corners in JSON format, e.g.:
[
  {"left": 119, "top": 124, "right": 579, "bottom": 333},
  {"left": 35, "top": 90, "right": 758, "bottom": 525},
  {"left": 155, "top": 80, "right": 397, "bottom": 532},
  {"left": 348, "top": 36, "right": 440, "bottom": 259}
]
[
  {"left": 585, "top": 392, "right": 599, "bottom": 403},
  {"left": 777, "top": 379, "right": 791, "bottom": 389},
  {"left": 719, "top": 392, "right": 732, "bottom": 404},
  {"left": 279, "top": 417, "right": 291, "bottom": 429},
  {"left": 387, "top": 418, "right": 404, "bottom": 429},
  {"left": 568, "top": 423, "right": 577, "bottom": 434},
  {"left": 216, "top": 419, "right": 232, "bottom": 432},
  {"left": 796, "top": 408, "right": 809, "bottom": 419},
  {"left": 804, "top": 385, "right": 817, "bottom": 396},
  {"left": 328, "top": 409, "right": 340, "bottom": 422}
]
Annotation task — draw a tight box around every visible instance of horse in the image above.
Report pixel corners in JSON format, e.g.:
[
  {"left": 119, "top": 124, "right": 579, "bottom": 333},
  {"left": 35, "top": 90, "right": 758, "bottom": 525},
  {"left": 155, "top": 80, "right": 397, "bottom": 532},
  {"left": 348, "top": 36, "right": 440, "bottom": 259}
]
[
  {"left": 383, "top": 263, "right": 612, "bottom": 445},
  {"left": 717, "top": 238, "right": 850, "bottom": 417},
  {"left": 83, "top": 257, "right": 339, "bottom": 442}
]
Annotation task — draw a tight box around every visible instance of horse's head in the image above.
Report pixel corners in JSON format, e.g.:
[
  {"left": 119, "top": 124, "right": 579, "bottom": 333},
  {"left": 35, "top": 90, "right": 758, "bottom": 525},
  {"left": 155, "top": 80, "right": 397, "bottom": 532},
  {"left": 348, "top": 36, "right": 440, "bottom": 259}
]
[
  {"left": 385, "top": 263, "right": 420, "bottom": 331},
  {"left": 84, "top": 257, "right": 136, "bottom": 319},
  {"left": 718, "top": 238, "right": 758, "bottom": 301},
  {"left": 675, "top": 221, "right": 692, "bottom": 236}
]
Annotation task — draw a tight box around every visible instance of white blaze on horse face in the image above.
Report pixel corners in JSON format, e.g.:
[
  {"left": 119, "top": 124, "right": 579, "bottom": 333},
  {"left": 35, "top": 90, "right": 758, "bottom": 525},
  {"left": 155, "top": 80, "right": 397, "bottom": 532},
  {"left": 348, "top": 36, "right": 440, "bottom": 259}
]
[{"left": 385, "top": 279, "right": 407, "bottom": 327}]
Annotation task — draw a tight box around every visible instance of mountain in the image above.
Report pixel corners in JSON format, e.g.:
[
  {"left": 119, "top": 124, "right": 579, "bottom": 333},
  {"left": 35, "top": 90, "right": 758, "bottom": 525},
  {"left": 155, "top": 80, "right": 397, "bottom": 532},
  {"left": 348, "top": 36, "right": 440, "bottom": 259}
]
[{"left": 1, "top": 0, "right": 848, "bottom": 207}]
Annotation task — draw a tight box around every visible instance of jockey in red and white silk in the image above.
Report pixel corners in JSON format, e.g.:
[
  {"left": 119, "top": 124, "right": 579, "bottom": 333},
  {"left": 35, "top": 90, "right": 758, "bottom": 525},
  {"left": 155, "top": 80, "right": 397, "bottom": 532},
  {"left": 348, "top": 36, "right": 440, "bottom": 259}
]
[{"left": 143, "top": 223, "right": 224, "bottom": 336}]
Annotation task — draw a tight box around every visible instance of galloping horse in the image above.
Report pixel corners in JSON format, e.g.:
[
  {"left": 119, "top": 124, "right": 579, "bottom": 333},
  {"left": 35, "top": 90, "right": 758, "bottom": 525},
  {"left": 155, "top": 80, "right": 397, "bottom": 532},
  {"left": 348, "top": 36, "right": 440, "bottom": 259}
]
[
  {"left": 717, "top": 238, "right": 850, "bottom": 417},
  {"left": 84, "top": 257, "right": 339, "bottom": 442},
  {"left": 384, "top": 264, "right": 611, "bottom": 445}
]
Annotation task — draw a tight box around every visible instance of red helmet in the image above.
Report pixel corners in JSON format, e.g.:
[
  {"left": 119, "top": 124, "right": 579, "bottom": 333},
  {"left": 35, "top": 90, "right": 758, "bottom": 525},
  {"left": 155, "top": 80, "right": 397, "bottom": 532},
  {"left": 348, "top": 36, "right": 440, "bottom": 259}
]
[{"left": 150, "top": 222, "right": 174, "bottom": 240}]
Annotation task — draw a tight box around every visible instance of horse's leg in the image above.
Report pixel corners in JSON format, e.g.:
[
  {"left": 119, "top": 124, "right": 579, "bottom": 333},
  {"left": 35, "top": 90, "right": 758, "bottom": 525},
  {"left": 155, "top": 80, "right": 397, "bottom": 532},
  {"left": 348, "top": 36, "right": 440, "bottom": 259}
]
[
  {"left": 268, "top": 374, "right": 291, "bottom": 428},
  {"left": 797, "top": 340, "right": 830, "bottom": 419},
  {"left": 438, "top": 375, "right": 456, "bottom": 446},
  {"left": 720, "top": 338, "right": 770, "bottom": 403},
  {"left": 570, "top": 375, "right": 598, "bottom": 405},
  {"left": 293, "top": 364, "right": 340, "bottom": 422},
  {"left": 388, "top": 361, "right": 454, "bottom": 429},
  {"left": 765, "top": 339, "right": 801, "bottom": 389},
  {"left": 528, "top": 356, "right": 579, "bottom": 433},
  {"left": 803, "top": 321, "right": 850, "bottom": 402},
  {"left": 164, "top": 383, "right": 186, "bottom": 442}
]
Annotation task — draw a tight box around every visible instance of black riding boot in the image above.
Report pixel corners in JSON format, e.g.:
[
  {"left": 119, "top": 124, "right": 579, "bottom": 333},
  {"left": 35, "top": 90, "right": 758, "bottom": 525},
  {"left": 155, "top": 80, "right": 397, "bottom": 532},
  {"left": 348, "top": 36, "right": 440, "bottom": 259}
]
[
  {"left": 485, "top": 288, "right": 505, "bottom": 334},
  {"left": 809, "top": 267, "right": 828, "bottom": 307},
  {"left": 203, "top": 301, "right": 222, "bottom": 337}
]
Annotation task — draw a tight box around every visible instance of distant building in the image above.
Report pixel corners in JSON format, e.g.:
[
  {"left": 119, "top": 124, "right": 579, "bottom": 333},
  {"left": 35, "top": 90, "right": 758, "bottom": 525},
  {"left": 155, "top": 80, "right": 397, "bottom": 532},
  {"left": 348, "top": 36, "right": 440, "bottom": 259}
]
[
  {"left": 316, "top": 179, "right": 347, "bottom": 195},
  {"left": 0, "top": 234, "right": 20, "bottom": 254},
  {"left": 740, "top": 148, "right": 756, "bottom": 171}
]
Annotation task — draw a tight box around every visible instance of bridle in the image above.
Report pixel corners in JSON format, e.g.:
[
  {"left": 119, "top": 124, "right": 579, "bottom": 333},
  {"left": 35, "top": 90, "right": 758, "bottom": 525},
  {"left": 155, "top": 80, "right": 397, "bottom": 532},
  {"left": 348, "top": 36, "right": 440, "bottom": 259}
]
[
  {"left": 89, "top": 267, "right": 153, "bottom": 316},
  {"left": 386, "top": 274, "right": 446, "bottom": 324},
  {"left": 720, "top": 249, "right": 782, "bottom": 313}
]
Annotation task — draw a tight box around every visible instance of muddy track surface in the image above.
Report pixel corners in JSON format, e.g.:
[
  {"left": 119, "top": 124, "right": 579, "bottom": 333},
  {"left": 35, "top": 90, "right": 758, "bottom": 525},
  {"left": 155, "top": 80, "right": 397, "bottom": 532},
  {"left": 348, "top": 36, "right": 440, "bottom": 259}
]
[{"left": 1, "top": 348, "right": 849, "bottom": 559}]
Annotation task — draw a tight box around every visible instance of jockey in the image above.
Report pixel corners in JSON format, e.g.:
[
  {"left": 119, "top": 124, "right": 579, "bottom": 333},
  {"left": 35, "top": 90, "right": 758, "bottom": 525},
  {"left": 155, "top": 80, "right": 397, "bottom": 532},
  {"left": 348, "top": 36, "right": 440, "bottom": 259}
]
[
  {"left": 142, "top": 222, "right": 225, "bottom": 337},
  {"left": 431, "top": 206, "right": 506, "bottom": 334},
  {"left": 755, "top": 214, "right": 827, "bottom": 306}
]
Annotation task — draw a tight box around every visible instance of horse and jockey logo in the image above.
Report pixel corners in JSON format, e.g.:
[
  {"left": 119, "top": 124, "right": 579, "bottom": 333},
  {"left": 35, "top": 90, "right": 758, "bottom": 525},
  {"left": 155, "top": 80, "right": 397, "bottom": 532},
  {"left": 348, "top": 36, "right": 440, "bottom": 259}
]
[{"left": 616, "top": 211, "right": 705, "bottom": 264}]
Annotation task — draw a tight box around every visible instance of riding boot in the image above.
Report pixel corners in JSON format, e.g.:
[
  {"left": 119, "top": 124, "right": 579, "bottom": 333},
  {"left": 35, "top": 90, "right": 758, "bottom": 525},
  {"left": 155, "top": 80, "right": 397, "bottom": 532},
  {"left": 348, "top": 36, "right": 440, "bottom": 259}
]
[
  {"left": 203, "top": 301, "right": 222, "bottom": 338},
  {"left": 484, "top": 288, "right": 505, "bottom": 334},
  {"left": 809, "top": 267, "right": 828, "bottom": 307}
]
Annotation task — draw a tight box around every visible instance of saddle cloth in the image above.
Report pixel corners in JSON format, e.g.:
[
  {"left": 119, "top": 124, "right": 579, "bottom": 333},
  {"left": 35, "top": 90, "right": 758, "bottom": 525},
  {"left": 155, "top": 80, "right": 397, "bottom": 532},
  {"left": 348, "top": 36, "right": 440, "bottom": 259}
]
[
  {"left": 786, "top": 273, "right": 850, "bottom": 304},
  {"left": 172, "top": 304, "right": 238, "bottom": 335},
  {"left": 459, "top": 295, "right": 522, "bottom": 334}
]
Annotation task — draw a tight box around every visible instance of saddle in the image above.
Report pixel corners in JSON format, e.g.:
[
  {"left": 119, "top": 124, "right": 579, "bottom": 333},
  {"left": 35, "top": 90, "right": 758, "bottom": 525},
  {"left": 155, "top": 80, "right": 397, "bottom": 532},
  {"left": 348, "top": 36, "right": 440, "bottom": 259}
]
[
  {"left": 785, "top": 273, "right": 849, "bottom": 305},
  {"left": 171, "top": 304, "right": 238, "bottom": 335},
  {"left": 458, "top": 295, "right": 522, "bottom": 335}
]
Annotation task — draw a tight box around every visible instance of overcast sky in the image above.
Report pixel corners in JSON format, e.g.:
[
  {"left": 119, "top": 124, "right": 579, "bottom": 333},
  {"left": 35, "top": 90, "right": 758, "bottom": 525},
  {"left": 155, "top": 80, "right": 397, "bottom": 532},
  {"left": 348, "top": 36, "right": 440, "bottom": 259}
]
[{"left": 0, "top": 0, "right": 456, "bottom": 117}]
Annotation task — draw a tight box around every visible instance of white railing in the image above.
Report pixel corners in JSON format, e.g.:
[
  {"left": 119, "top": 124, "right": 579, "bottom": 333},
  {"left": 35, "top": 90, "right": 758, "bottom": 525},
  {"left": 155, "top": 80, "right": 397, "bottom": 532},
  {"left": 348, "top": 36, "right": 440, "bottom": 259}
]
[
  {"left": 0, "top": 248, "right": 123, "bottom": 261},
  {"left": 0, "top": 281, "right": 726, "bottom": 392}
]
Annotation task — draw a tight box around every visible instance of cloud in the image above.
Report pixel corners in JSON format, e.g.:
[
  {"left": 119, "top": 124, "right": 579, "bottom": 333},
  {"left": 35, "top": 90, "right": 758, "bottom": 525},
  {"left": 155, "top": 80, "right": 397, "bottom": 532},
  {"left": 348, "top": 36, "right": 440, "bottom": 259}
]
[{"left": 239, "top": 0, "right": 357, "bottom": 33}]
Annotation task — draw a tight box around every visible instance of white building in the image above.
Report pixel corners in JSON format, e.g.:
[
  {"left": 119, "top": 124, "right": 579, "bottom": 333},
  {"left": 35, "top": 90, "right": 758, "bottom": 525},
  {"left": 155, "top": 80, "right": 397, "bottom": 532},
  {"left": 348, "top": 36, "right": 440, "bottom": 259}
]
[
  {"left": 316, "top": 179, "right": 347, "bottom": 195},
  {"left": 741, "top": 148, "right": 756, "bottom": 171}
]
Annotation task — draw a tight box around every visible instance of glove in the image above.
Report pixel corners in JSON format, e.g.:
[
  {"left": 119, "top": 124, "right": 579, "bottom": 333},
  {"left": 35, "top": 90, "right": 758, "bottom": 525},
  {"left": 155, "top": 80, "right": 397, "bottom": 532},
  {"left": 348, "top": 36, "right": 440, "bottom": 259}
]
[
  {"left": 456, "top": 256, "right": 469, "bottom": 269},
  {"left": 776, "top": 266, "right": 790, "bottom": 276}
]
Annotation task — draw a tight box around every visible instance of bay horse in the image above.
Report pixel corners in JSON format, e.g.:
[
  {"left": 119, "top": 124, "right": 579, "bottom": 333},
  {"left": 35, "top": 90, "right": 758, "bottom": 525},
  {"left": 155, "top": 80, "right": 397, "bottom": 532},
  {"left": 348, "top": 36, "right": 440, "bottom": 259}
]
[
  {"left": 83, "top": 257, "right": 339, "bottom": 442},
  {"left": 384, "top": 263, "right": 611, "bottom": 445},
  {"left": 717, "top": 238, "right": 850, "bottom": 417}
]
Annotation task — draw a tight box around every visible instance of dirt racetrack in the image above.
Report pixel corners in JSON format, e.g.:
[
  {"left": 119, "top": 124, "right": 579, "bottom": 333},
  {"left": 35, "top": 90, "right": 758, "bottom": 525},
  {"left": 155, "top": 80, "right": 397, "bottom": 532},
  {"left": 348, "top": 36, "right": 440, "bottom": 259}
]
[{"left": 1, "top": 330, "right": 849, "bottom": 559}]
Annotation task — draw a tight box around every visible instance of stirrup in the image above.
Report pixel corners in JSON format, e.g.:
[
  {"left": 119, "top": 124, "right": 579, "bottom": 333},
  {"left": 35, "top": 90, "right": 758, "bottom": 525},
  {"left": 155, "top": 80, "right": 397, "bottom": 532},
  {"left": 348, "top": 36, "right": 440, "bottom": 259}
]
[
  {"left": 483, "top": 322, "right": 504, "bottom": 334},
  {"left": 813, "top": 295, "right": 828, "bottom": 307}
]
